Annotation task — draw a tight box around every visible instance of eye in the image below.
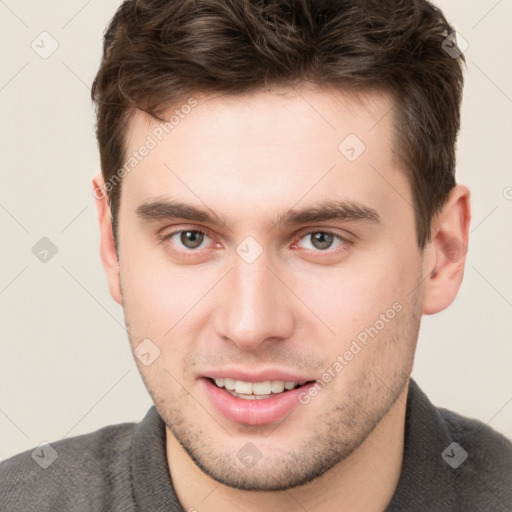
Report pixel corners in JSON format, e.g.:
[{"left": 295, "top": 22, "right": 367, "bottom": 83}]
[
  {"left": 296, "top": 230, "right": 346, "bottom": 251},
  {"left": 166, "top": 229, "right": 211, "bottom": 250}
]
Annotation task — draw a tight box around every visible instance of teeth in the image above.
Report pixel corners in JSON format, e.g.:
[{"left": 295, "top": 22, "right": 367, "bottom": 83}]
[
  {"left": 212, "top": 377, "right": 300, "bottom": 396},
  {"left": 252, "top": 381, "right": 272, "bottom": 395},
  {"left": 235, "top": 380, "right": 253, "bottom": 394},
  {"left": 271, "top": 381, "right": 285, "bottom": 393},
  {"left": 224, "top": 378, "right": 236, "bottom": 390}
]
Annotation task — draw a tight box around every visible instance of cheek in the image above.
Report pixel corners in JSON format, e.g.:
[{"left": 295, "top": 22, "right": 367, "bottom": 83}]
[
  {"left": 120, "top": 246, "right": 206, "bottom": 334},
  {"left": 121, "top": 270, "right": 173, "bottom": 337},
  {"left": 304, "top": 251, "right": 418, "bottom": 336},
  {"left": 119, "top": 257, "right": 217, "bottom": 377}
]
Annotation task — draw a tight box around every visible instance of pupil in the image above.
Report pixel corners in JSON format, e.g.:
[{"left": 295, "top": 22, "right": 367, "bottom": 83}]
[
  {"left": 181, "top": 231, "right": 203, "bottom": 249},
  {"left": 312, "top": 232, "right": 333, "bottom": 250}
]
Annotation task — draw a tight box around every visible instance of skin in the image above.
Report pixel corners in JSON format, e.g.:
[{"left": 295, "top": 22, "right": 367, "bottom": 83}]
[{"left": 93, "top": 84, "right": 470, "bottom": 511}]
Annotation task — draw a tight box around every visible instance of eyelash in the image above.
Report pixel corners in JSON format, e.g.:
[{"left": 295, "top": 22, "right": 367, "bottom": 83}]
[{"left": 162, "top": 227, "right": 351, "bottom": 257}]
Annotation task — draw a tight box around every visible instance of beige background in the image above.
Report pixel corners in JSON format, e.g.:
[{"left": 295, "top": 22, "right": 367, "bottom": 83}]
[{"left": 0, "top": 0, "right": 511, "bottom": 462}]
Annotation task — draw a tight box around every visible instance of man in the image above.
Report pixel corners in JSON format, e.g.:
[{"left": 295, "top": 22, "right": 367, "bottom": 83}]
[{"left": 1, "top": 0, "right": 511, "bottom": 510}]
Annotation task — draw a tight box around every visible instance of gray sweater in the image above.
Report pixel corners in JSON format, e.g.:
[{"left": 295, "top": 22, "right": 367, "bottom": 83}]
[{"left": 1, "top": 379, "right": 511, "bottom": 511}]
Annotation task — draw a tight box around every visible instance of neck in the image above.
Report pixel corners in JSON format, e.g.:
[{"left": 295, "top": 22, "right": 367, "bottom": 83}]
[{"left": 166, "top": 383, "right": 408, "bottom": 512}]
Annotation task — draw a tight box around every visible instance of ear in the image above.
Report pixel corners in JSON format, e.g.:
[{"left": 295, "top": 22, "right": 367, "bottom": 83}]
[
  {"left": 92, "top": 173, "right": 123, "bottom": 306},
  {"left": 422, "top": 184, "right": 471, "bottom": 315}
]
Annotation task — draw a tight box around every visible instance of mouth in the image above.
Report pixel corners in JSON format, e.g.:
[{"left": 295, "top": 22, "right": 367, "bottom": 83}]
[
  {"left": 201, "top": 376, "right": 317, "bottom": 425},
  {"left": 207, "top": 377, "right": 312, "bottom": 400}
]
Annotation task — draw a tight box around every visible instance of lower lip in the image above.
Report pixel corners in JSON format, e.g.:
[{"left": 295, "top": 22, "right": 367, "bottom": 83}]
[{"left": 201, "top": 378, "right": 316, "bottom": 425}]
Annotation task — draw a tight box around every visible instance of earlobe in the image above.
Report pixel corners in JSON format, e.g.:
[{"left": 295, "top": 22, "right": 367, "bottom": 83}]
[
  {"left": 92, "top": 173, "right": 123, "bottom": 306},
  {"left": 422, "top": 184, "right": 471, "bottom": 315}
]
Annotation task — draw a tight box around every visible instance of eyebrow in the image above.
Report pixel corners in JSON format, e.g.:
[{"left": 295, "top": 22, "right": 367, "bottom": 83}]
[
  {"left": 273, "top": 200, "right": 381, "bottom": 227},
  {"left": 135, "top": 198, "right": 381, "bottom": 229}
]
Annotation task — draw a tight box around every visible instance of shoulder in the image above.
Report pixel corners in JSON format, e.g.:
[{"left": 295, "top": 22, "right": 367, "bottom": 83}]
[
  {"left": 388, "top": 380, "right": 512, "bottom": 511},
  {"left": 431, "top": 403, "right": 512, "bottom": 510},
  {"left": 0, "top": 421, "right": 137, "bottom": 512},
  {"left": 439, "top": 405, "right": 512, "bottom": 460},
  {"left": 438, "top": 405, "right": 512, "bottom": 483}
]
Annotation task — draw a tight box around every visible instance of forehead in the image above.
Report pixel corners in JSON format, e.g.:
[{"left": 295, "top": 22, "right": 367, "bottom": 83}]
[
  {"left": 120, "top": 86, "right": 408, "bottom": 228},
  {"left": 126, "top": 85, "right": 396, "bottom": 155}
]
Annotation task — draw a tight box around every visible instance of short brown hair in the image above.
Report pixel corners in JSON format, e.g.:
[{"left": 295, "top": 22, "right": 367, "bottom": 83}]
[{"left": 91, "top": 0, "right": 465, "bottom": 248}]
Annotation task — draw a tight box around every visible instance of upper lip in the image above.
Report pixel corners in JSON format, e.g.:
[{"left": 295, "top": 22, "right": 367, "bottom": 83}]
[{"left": 202, "top": 368, "right": 316, "bottom": 385}]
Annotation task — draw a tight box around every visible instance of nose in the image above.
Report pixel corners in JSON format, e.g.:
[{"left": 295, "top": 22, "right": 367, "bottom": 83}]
[{"left": 213, "top": 251, "right": 295, "bottom": 351}]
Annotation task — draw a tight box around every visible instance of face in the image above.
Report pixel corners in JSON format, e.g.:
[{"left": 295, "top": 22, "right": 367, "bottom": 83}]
[{"left": 113, "top": 86, "right": 427, "bottom": 491}]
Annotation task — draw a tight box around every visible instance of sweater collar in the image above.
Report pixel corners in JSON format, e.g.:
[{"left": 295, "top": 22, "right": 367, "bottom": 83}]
[
  {"left": 385, "top": 378, "right": 458, "bottom": 511},
  {"left": 131, "top": 405, "right": 184, "bottom": 511}
]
